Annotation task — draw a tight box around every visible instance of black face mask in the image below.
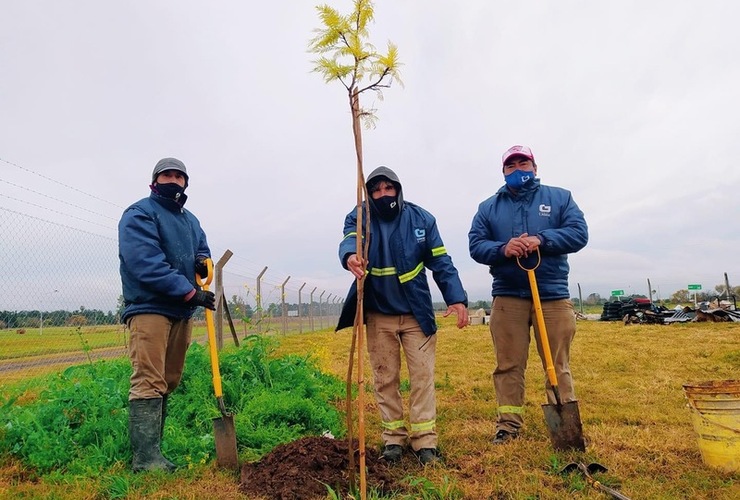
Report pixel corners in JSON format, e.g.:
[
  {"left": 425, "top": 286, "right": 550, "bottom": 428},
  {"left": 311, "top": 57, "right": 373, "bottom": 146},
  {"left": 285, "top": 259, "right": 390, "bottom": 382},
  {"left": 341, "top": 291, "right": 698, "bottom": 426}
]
[
  {"left": 153, "top": 183, "right": 186, "bottom": 203},
  {"left": 373, "top": 195, "right": 399, "bottom": 221}
]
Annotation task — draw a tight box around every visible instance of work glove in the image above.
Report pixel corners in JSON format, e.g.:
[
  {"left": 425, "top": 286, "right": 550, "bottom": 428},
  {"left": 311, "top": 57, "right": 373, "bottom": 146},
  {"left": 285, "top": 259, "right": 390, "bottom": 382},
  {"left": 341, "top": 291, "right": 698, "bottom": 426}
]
[
  {"left": 185, "top": 290, "right": 216, "bottom": 310},
  {"left": 195, "top": 256, "right": 209, "bottom": 279}
]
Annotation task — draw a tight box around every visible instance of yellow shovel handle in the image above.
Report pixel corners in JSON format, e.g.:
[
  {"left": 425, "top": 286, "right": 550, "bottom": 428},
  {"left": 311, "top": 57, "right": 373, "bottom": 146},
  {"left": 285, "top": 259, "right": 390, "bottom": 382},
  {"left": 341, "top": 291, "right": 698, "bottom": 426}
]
[
  {"left": 517, "top": 251, "right": 559, "bottom": 391},
  {"left": 196, "top": 259, "right": 223, "bottom": 398},
  {"left": 195, "top": 258, "right": 214, "bottom": 288}
]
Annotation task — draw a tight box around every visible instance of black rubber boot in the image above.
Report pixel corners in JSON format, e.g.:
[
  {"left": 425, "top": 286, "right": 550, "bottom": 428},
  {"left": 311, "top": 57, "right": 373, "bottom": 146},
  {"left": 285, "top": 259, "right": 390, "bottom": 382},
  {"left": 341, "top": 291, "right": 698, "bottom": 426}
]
[
  {"left": 160, "top": 394, "right": 169, "bottom": 440},
  {"left": 129, "top": 398, "right": 176, "bottom": 473}
]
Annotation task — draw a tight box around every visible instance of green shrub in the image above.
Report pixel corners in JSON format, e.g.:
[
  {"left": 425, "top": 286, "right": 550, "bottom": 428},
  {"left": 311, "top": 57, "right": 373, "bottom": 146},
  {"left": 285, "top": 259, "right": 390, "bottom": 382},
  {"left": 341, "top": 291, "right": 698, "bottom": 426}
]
[{"left": 0, "top": 335, "right": 345, "bottom": 474}]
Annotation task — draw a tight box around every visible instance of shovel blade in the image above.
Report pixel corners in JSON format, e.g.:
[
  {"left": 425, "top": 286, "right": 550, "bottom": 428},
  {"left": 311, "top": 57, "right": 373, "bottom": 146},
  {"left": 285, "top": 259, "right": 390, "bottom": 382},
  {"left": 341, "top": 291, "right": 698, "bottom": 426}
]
[
  {"left": 542, "top": 401, "right": 586, "bottom": 451},
  {"left": 213, "top": 415, "right": 239, "bottom": 469}
]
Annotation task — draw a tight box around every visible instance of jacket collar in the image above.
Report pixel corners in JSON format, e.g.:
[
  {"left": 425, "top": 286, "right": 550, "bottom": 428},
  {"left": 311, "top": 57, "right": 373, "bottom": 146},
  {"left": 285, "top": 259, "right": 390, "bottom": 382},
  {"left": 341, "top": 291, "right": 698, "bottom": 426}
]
[{"left": 149, "top": 191, "right": 187, "bottom": 211}]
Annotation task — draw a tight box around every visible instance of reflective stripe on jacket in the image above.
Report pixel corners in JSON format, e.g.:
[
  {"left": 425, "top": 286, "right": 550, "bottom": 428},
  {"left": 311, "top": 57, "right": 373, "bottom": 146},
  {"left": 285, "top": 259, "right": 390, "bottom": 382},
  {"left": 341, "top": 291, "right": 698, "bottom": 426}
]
[{"left": 337, "top": 201, "right": 467, "bottom": 336}]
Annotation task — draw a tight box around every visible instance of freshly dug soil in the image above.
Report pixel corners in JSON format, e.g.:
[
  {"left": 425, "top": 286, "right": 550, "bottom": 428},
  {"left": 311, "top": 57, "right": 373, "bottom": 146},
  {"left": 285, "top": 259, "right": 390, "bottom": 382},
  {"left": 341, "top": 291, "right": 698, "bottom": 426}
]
[{"left": 239, "top": 436, "right": 405, "bottom": 500}]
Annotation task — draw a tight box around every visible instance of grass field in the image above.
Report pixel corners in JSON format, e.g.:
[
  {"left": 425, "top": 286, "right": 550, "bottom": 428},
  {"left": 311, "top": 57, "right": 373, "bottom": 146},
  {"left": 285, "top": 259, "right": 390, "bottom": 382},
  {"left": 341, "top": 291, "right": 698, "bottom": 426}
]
[
  {"left": 0, "top": 325, "right": 128, "bottom": 360},
  {"left": 1, "top": 316, "right": 738, "bottom": 499}
]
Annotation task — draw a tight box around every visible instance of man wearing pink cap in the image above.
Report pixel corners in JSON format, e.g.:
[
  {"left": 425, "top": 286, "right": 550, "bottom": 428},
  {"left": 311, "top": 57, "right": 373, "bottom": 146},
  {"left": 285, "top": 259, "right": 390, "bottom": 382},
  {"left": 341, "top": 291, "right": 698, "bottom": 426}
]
[{"left": 468, "top": 145, "right": 588, "bottom": 445}]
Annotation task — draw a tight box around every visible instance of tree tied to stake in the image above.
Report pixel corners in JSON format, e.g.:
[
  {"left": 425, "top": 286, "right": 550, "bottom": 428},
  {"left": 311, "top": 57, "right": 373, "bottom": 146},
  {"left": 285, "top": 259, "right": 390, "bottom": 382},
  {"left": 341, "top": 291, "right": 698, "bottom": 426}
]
[{"left": 309, "top": 1, "right": 402, "bottom": 496}]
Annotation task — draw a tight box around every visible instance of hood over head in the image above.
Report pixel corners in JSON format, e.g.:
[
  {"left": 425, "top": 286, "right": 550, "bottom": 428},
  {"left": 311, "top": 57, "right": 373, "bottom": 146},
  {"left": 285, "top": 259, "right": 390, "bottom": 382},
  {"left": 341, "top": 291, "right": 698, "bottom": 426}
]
[{"left": 366, "top": 166, "right": 404, "bottom": 219}]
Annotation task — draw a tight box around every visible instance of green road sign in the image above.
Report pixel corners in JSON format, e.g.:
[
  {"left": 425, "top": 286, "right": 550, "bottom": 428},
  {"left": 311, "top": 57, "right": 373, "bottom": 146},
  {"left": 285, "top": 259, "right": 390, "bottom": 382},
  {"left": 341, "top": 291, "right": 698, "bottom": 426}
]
[
  {"left": 687, "top": 284, "right": 702, "bottom": 291},
  {"left": 611, "top": 290, "right": 625, "bottom": 296}
]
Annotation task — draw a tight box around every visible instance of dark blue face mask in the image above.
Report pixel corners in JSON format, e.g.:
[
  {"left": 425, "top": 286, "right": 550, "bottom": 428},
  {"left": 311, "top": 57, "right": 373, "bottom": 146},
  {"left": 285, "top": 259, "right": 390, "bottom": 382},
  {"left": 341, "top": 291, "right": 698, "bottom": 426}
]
[
  {"left": 372, "top": 195, "right": 399, "bottom": 221},
  {"left": 152, "top": 183, "right": 186, "bottom": 203},
  {"left": 504, "top": 169, "right": 535, "bottom": 190}
]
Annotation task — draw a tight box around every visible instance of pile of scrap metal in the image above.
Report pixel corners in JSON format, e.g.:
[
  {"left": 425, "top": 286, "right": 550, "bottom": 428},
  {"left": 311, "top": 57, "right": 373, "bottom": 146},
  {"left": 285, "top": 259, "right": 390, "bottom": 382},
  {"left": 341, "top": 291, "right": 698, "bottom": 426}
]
[
  {"left": 664, "top": 297, "right": 740, "bottom": 323},
  {"left": 694, "top": 297, "right": 740, "bottom": 322},
  {"left": 600, "top": 298, "right": 671, "bottom": 324},
  {"left": 601, "top": 296, "right": 740, "bottom": 324}
]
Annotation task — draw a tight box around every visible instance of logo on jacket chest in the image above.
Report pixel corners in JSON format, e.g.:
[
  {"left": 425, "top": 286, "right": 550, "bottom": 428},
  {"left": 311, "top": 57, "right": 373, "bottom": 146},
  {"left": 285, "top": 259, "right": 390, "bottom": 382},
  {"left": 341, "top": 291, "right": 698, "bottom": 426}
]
[
  {"left": 414, "top": 228, "right": 426, "bottom": 243},
  {"left": 539, "top": 204, "right": 551, "bottom": 217}
]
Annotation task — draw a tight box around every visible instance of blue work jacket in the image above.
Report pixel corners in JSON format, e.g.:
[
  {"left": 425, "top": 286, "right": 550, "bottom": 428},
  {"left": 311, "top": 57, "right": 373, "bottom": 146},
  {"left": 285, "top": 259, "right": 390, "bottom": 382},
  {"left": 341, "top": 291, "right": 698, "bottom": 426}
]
[
  {"left": 337, "top": 201, "right": 467, "bottom": 336},
  {"left": 468, "top": 179, "right": 588, "bottom": 300},
  {"left": 118, "top": 192, "right": 210, "bottom": 322}
]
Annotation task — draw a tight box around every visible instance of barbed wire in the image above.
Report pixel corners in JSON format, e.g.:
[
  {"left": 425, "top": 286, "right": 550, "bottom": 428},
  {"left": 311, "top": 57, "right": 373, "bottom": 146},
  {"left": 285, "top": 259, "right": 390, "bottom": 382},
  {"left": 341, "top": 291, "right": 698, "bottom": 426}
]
[
  {"left": 0, "top": 177, "right": 118, "bottom": 221},
  {"left": 0, "top": 206, "right": 117, "bottom": 241},
  {"left": 0, "top": 193, "right": 115, "bottom": 230},
  {"left": 0, "top": 156, "right": 124, "bottom": 209},
  {"left": 0, "top": 156, "right": 347, "bottom": 310}
]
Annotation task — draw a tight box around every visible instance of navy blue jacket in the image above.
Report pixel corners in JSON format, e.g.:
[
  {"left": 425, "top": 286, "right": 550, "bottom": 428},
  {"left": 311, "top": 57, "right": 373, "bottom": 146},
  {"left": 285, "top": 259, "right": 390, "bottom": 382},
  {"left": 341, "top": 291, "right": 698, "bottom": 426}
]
[
  {"left": 468, "top": 179, "right": 588, "bottom": 300},
  {"left": 337, "top": 201, "right": 468, "bottom": 336},
  {"left": 118, "top": 192, "right": 210, "bottom": 322}
]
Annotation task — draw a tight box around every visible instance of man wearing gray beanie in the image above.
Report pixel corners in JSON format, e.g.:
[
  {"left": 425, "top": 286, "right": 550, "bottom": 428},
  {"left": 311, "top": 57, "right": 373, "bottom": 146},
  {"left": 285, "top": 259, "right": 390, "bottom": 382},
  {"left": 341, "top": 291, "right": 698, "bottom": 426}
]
[{"left": 118, "top": 157, "right": 215, "bottom": 472}]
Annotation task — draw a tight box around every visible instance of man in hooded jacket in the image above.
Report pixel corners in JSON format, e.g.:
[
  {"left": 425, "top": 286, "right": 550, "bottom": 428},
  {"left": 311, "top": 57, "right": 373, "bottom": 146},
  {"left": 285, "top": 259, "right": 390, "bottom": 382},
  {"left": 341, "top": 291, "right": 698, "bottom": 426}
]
[
  {"left": 337, "top": 166, "right": 468, "bottom": 465},
  {"left": 118, "top": 157, "right": 215, "bottom": 472}
]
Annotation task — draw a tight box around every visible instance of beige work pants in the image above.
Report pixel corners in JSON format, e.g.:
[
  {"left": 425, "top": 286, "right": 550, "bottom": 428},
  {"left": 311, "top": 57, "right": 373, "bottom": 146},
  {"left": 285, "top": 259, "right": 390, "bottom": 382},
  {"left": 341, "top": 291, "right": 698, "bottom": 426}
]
[
  {"left": 365, "top": 312, "right": 437, "bottom": 451},
  {"left": 490, "top": 297, "right": 576, "bottom": 433},
  {"left": 127, "top": 314, "right": 192, "bottom": 400}
]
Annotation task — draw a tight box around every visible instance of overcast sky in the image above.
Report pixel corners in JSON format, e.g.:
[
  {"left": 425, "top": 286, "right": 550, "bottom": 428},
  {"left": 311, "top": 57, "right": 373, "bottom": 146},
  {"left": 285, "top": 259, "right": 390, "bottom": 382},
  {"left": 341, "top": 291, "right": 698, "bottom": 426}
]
[{"left": 2, "top": 1, "right": 739, "bottom": 312}]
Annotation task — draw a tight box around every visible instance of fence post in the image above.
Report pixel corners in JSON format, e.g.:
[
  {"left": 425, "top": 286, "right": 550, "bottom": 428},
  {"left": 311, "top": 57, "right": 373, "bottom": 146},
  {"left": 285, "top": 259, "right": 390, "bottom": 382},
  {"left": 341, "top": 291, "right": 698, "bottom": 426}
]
[
  {"left": 281, "top": 276, "right": 290, "bottom": 335},
  {"left": 214, "top": 249, "right": 233, "bottom": 350},
  {"left": 326, "top": 293, "right": 333, "bottom": 329},
  {"left": 298, "top": 282, "right": 306, "bottom": 334},
  {"left": 256, "top": 266, "right": 268, "bottom": 333},
  {"left": 310, "top": 286, "right": 317, "bottom": 332},
  {"left": 319, "top": 290, "right": 326, "bottom": 329}
]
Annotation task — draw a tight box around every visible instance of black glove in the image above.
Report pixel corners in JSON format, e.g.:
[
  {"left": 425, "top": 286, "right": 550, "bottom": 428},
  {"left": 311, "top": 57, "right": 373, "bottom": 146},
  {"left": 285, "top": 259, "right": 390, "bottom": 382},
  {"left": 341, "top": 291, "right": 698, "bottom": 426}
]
[
  {"left": 195, "top": 257, "right": 208, "bottom": 279},
  {"left": 186, "top": 290, "right": 216, "bottom": 310}
]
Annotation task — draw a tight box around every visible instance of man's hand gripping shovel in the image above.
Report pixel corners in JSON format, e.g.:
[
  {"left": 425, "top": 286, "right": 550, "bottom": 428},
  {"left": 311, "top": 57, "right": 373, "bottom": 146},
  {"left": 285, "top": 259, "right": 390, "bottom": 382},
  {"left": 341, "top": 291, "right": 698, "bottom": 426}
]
[
  {"left": 196, "top": 258, "right": 239, "bottom": 469},
  {"left": 518, "top": 249, "right": 586, "bottom": 451}
]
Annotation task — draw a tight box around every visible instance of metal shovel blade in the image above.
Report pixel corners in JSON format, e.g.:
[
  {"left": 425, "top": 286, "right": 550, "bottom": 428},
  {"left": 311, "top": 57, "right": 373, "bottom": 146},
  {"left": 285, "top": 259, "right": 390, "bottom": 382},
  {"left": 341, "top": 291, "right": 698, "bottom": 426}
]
[
  {"left": 213, "top": 414, "right": 239, "bottom": 469},
  {"left": 543, "top": 400, "right": 586, "bottom": 451}
]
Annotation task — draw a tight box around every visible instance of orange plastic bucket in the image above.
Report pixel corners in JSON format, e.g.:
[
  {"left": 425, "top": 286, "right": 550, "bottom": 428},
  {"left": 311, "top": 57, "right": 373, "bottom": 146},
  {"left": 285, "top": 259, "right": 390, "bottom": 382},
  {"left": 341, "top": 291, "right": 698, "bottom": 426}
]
[{"left": 682, "top": 380, "right": 740, "bottom": 472}]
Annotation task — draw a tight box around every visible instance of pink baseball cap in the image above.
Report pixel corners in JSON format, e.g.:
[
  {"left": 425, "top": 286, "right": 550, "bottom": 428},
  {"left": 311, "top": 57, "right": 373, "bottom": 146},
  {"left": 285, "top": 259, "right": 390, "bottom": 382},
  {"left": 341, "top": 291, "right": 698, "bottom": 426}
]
[{"left": 502, "top": 145, "right": 535, "bottom": 166}]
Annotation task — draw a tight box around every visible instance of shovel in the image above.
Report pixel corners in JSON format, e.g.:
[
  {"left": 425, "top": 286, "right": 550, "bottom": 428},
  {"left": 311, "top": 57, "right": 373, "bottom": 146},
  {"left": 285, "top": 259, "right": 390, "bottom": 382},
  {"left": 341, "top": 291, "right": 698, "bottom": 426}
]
[
  {"left": 196, "top": 258, "right": 239, "bottom": 469},
  {"left": 517, "top": 250, "right": 585, "bottom": 451},
  {"left": 560, "top": 462, "right": 632, "bottom": 500}
]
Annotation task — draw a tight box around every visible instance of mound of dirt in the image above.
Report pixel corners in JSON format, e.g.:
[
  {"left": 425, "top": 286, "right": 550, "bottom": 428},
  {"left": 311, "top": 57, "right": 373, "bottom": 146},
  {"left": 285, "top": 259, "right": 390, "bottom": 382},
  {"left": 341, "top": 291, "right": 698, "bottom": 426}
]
[{"left": 239, "top": 436, "right": 404, "bottom": 500}]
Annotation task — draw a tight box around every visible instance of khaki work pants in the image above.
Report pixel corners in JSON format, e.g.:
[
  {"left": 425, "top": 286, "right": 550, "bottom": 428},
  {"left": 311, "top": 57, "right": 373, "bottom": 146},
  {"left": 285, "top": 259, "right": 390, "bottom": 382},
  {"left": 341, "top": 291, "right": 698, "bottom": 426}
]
[
  {"left": 490, "top": 297, "right": 576, "bottom": 433},
  {"left": 127, "top": 314, "right": 193, "bottom": 400},
  {"left": 365, "top": 312, "right": 437, "bottom": 451}
]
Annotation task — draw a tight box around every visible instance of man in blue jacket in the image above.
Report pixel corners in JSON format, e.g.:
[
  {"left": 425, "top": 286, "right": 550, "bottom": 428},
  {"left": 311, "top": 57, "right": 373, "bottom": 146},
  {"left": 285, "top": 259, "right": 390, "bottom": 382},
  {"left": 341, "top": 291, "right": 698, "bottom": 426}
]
[
  {"left": 468, "top": 145, "right": 588, "bottom": 445},
  {"left": 118, "top": 157, "right": 215, "bottom": 472},
  {"left": 337, "top": 166, "right": 468, "bottom": 465}
]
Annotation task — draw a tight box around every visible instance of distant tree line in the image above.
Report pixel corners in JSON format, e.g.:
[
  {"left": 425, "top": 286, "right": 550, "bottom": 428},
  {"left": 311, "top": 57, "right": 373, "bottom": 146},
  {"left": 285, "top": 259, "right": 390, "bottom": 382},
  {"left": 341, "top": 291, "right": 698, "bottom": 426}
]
[
  {"left": 0, "top": 306, "right": 119, "bottom": 329},
  {"left": 571, "top": 283, "right": 739, "bottom": 307},
  {"left": 5, "top": 284, "right": 734, "bottom": 330}
]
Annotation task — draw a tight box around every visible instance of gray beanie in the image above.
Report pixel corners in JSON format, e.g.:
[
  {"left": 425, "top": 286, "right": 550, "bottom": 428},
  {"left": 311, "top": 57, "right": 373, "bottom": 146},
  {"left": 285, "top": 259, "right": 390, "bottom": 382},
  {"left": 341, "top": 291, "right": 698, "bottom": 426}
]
[{"left": 151, "top": 158, "right": 189, "bottom": 186}]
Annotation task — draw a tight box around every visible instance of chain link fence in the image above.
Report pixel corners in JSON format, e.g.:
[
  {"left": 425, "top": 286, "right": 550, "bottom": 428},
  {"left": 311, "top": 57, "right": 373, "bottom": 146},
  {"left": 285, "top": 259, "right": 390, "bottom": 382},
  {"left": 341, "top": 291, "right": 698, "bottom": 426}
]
[{"left": 0, "top": 207, "right": 343, "bottom": 387}]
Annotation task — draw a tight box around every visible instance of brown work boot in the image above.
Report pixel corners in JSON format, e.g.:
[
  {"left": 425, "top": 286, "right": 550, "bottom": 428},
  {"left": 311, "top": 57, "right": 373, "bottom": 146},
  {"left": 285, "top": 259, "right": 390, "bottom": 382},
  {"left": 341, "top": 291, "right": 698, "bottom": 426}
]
[{"left": 492, "top": 429, "right": 519, "bottom": 445}]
